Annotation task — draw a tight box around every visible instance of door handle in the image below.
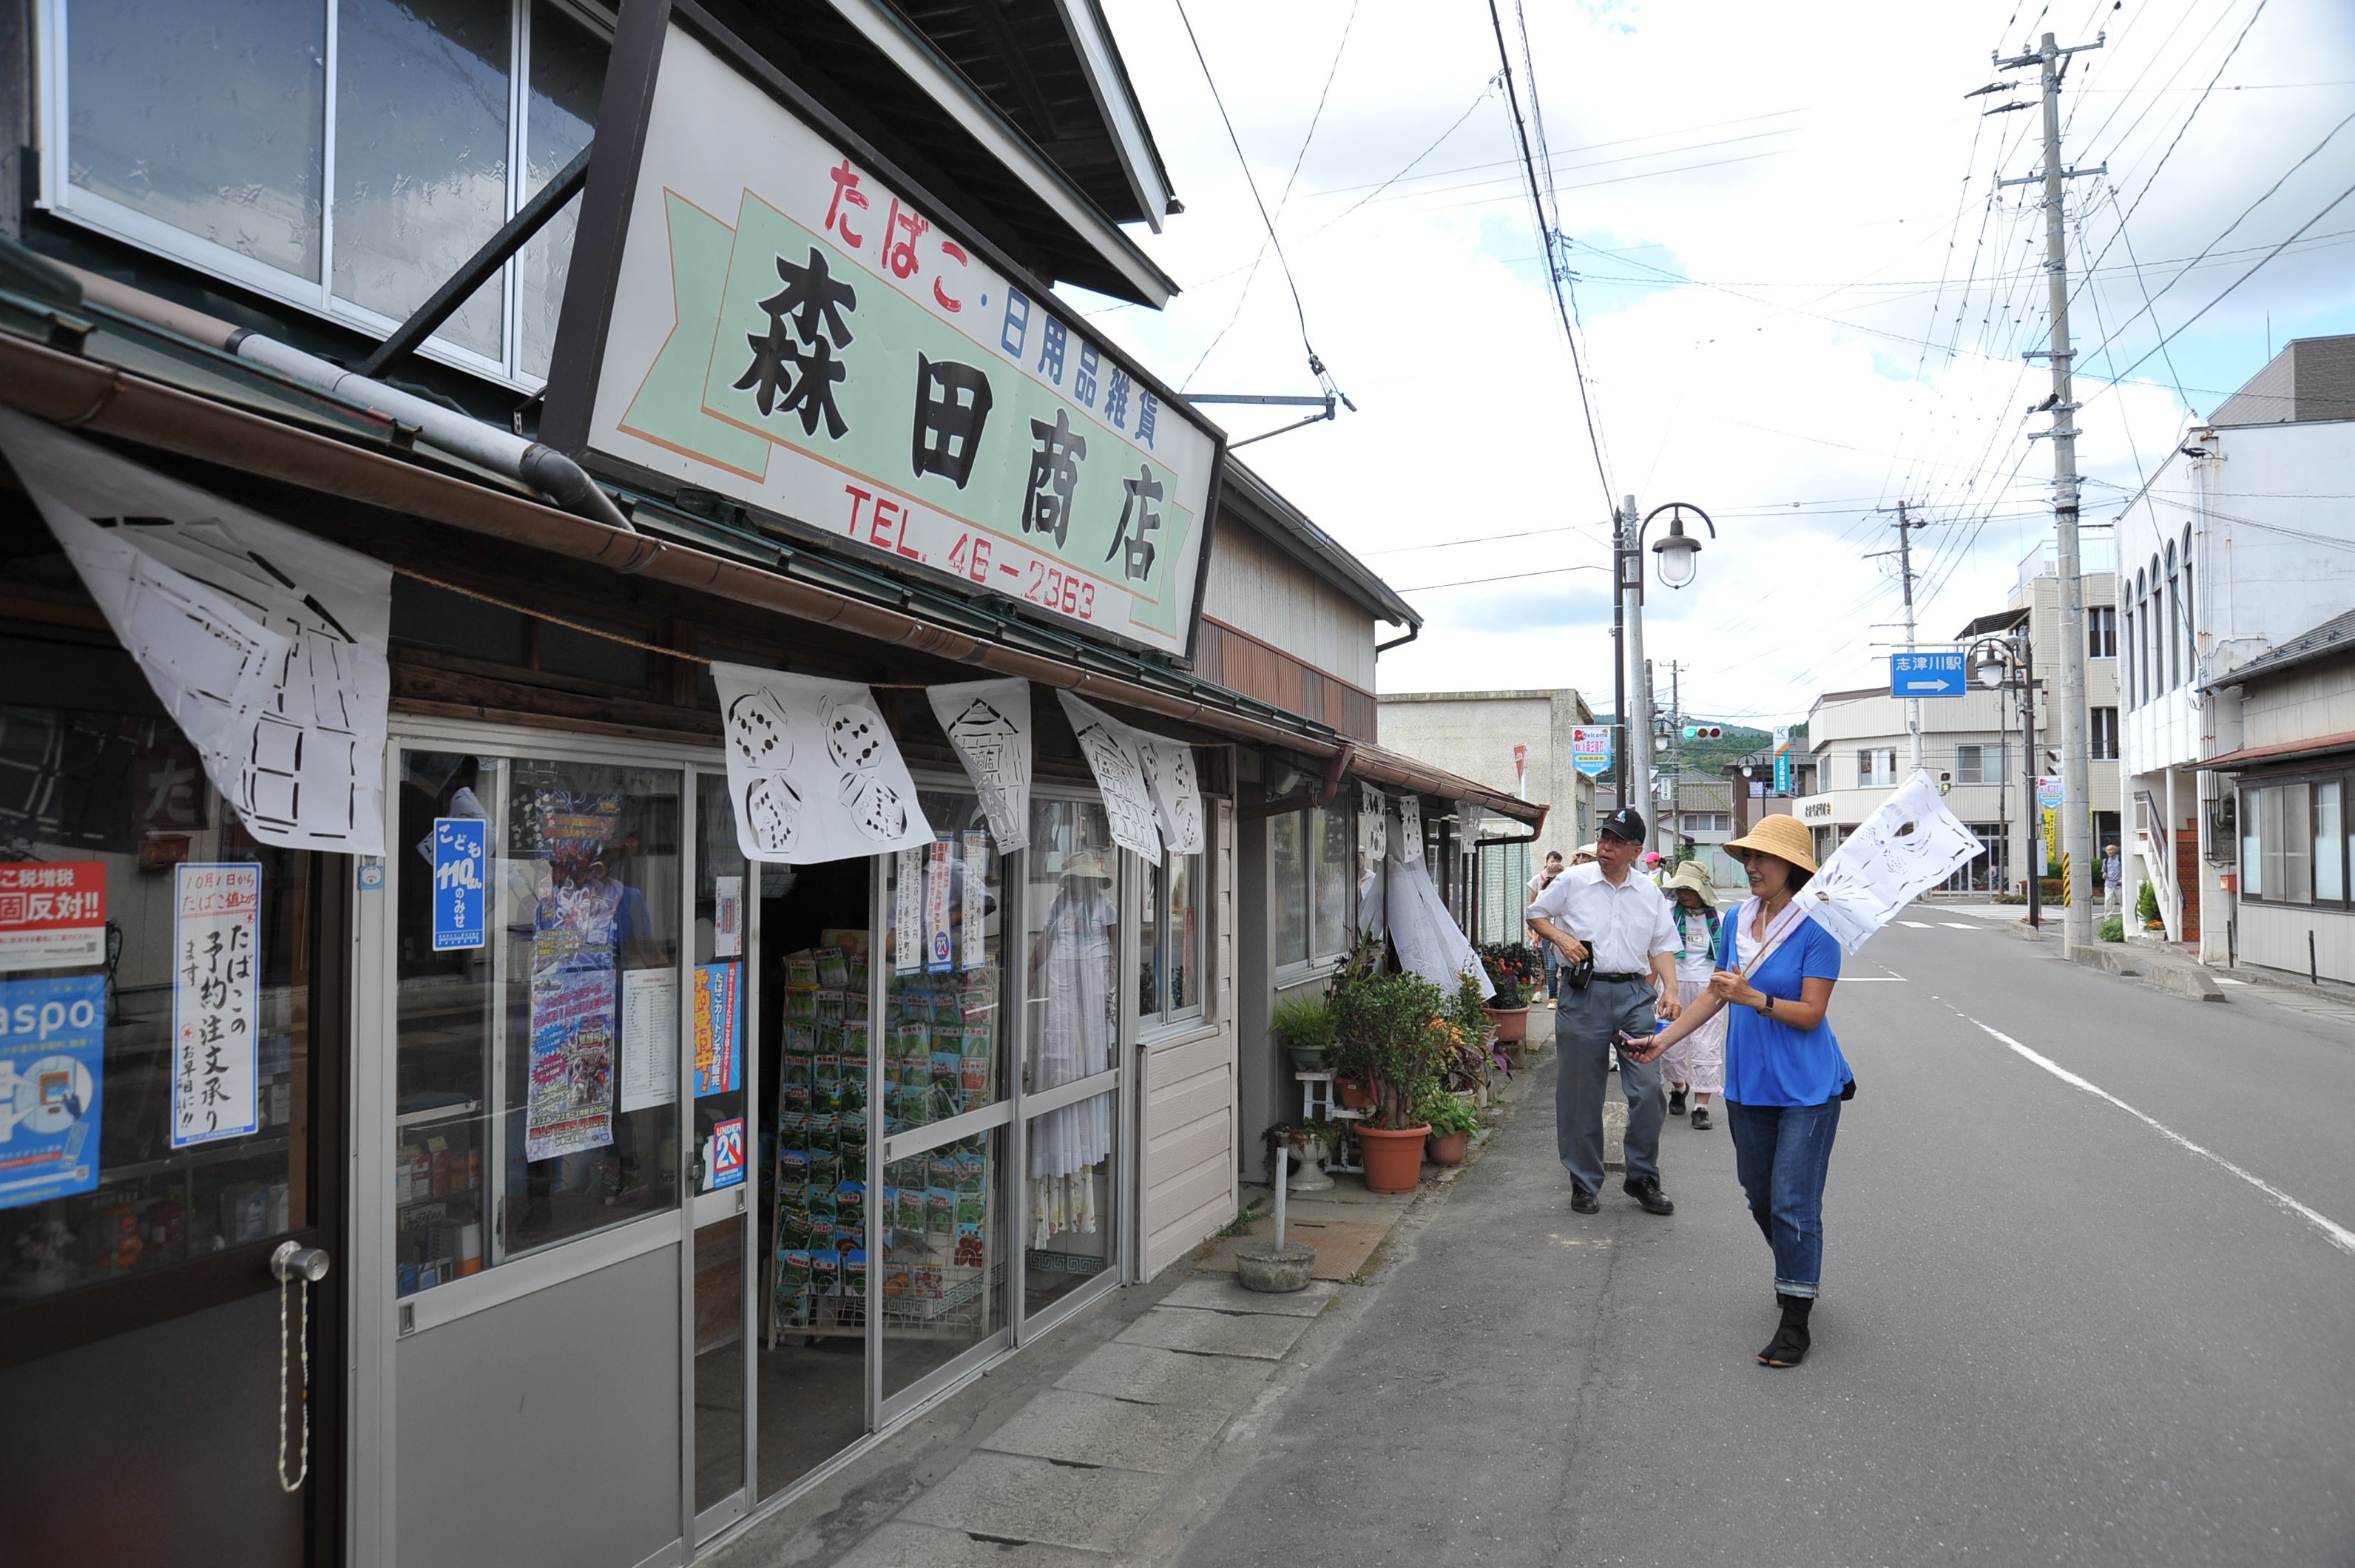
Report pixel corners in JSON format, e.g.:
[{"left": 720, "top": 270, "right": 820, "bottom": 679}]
[{"left": 269, "top": 1241, "right": 328, "bottom": 1490}]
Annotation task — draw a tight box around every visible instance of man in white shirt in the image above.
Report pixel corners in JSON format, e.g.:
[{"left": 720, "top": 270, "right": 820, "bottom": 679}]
[{"left": 1526, "top": 808, "right": 1683, "bottom": 1216}]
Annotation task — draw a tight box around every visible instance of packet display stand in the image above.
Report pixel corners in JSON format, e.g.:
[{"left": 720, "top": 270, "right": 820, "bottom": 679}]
[{"left": 766, "top": 937, "right": 873, "bottom": 1345}]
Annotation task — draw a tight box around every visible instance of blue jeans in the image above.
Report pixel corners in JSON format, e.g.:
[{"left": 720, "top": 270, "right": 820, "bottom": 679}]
[{"left": 1724, "top": 1097, "right": 1842, "bottom": 1297}]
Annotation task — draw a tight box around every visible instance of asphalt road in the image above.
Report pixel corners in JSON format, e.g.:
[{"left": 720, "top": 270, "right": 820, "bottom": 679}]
[{"left": 1175, "top": 921, "right": 2355, "bottom": 1567}]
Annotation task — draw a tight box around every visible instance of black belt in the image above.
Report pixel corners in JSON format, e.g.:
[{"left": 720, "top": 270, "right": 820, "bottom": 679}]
[{"left": 1591, "top": 971, "right": 1649, "bottom": 984}]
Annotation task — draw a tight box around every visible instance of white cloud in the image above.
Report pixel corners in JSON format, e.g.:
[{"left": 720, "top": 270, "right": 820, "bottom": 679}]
[{"left": 1079, "top": 0, "right": 2355, "bottom": 723}]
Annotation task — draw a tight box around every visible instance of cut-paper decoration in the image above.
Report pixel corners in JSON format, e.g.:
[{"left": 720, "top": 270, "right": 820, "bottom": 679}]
[
  {"left": 1135, "top": 731, "right": 1204, "bottom": 856},
  {"left": 710, "top": 662, "right": 933, "bottom": 863},
  {"left": 1055, "top": 693, "right": 1160, "bottom": 865},
  {"left": 925, "top": 678, "right": 1031, "bottom": 851},
  {"left": 1396, "top": 793, "right": 1425, "bottom": 871},
  {"left": 0, "top": 408, "right": 392, "bottom": 854},
  {"left": 1801, "top": 769, "right": 1985, "bottom": 952},
  {"left": 1385, "top": 839, "right": 1491, "bottom": 1000},
  {"left": 1358, "top": 783, "right": 1388, "bottom": 865}
]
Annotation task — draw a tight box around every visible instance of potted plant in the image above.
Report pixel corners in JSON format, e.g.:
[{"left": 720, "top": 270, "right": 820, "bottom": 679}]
[
  {"left": 1476, "top": 942, "right": 1539, "bottom": 1042},
  {"left": 1419, "top": 1086, "right": 1481, "bottom": 1167},
  {"left": 1330, "top": 972, "right": 1450, "bottom": 1193},
  {"left": 1263, "top": 1119, "right": 1342, "bottom": 1186},
  {"left": 1270, "top": 994, "right": 1338, "bottom": 1073},
  {"left": 2138, "top": 879, "right": 2164, "bottom": 932}
]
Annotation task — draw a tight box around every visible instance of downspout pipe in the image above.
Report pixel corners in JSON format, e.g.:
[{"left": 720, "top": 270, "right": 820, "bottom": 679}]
[{"left": 64, "top": 266, "right": 634, "bottom": 535}]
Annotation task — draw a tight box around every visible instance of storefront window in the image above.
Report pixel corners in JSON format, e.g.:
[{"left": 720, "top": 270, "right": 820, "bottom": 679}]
[
  {"left": 1, "top": 704, "right": 312, "bottom": 1304},
  {"left": 393, "top": 751, "right": 681, "bottom": 1297},
  {"left": 1023, "top": 797, "right": 1117, "bottom": 1313},
  {"left": 1138, "top": 853, "right": 1202, "bottom": 1031},
  {"left": 1312, "top": 805, "right": 1352, "bottom": 959}
]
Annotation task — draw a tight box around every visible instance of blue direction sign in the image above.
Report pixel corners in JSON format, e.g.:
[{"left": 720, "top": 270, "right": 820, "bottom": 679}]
[{"left": 1890, "top": 652, "right": 1967, "bottom": 697}]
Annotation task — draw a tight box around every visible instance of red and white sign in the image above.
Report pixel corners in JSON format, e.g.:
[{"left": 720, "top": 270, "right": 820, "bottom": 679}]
[{"left": 0, "top": 862, "right": 107, "bottom": 973}]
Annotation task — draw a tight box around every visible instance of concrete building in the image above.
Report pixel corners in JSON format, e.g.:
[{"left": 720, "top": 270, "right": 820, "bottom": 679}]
[
  {"left": 1377, "top": 688, "right": 1598, "bottom": 941},
  {"left": 2120, "top": 334, "right": 2355, "bottom": 962}
]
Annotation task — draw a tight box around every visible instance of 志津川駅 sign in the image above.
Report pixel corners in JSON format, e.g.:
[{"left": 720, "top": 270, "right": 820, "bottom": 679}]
[{"left": 565, "top": 23, "right": 1220, "bottom": 660}]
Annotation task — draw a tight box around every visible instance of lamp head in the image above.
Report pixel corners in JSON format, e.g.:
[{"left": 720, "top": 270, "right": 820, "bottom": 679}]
[
  {"left": 1971, "top": 642, "right": 2009, "bottom": 689},
  {"left": 1652, "top": 520, "right": 1700, "bottom": 589}
]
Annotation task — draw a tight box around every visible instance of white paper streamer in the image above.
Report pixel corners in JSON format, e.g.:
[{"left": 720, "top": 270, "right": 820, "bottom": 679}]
[
  {"left": 1358, "top": 783, "right": 1388, "bottom": 865},
  {"left": 1396, "top": 793, "right": 1425, "bottom": 871},
  {"left": 1385, "top": 840, "right": 1492, "bottom": 1000},
  {"left": 926, "top": 677, "right": 1031, "bottom": 851},
  {"left": 1136, "top": 732, "right": 1204, "bottom": 856},
  {"left": 711, "top": 662, "right": 933, "bottom": 863},
  {"left": 1055, "top": 692, "right": 1161, "bottom": 865},
  {"left": 0, "top": 408, "right": 392, "bottom": 854},
  {"left": 1801, "top": 769, "right": 1986, "bottom": 952}
]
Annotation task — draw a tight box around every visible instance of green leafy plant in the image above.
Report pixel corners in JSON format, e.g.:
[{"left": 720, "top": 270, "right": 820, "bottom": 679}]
[
  {"left": 2137, "top": 879, "right": 2161, "bottom": 927},
  {"left": 1270, "top": 995, "right": 1338, "bottom": 1064},
  {"left": 1416, "top": 1086, "right": 1481, "bottom": 1137},
  {"left": 1329, "top": 970, "right": 1453, "bottom": 1131},
  {"left": 1260, "top": 1118, "right": 1344, "bottom": 1175},
  {"left": 2098, "top": 916, "right": 2125, "bottom": 942}
]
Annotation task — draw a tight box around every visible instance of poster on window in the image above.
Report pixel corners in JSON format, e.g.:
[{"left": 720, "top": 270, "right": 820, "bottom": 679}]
[
  {"left": 0, "top": 973, "right": 108, "bottom": 1209},
  {"left": 924, "top": 841, "right": 954, "bottom": 974},
  {"left": 927, "top": 678, "right": 1031, "bottom": 851},
  {"left": 1136, "top": 731, "right": 1204, "bottom": 856},
  {"left": 170, "top": 862, "right": 260, "bottom": 1148},
  {"left": 527, "top": 967, "right": 618, "bottom": 1160},
  {"left": 0, "top": 862, "right": 107, "bottom": 973},
  {"left": 712, "top": 662, "right": 933, "bottom": 865},
  {"left": 1055, "top": 693, "right": 1160, "bottom": 864},
  {"left": 0, "top": 408, "right": 393, "bottom": 855},
  {"left": 694, "top": 962, "right": 741, "bottom": 1098},
  {"left": 523, "top": 791, "right": 625, "bottom": 1160},
  {"left": 962, "top": 831, "right": 989, "bottom": 970},
  {"left": 618, "top": 967, "right": 680, "bottom": 1112}
]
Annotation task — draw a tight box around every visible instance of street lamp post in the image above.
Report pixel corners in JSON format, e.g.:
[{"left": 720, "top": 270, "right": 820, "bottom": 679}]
[
  {"left": 1971, "top": 628, "right": 2040, "bottom": 930},
  {"left": 1611, "top": 499, "right": 1716, "bottom": 854}
]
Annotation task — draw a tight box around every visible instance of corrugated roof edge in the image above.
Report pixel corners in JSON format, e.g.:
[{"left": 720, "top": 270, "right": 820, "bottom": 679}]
[{"left": 2201, "top": 607, "right": 2355, "bottom": 692}]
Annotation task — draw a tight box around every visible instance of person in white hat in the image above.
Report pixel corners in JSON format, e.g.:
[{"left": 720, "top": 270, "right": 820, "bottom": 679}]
[{"left": 1658, "top": 861, "right": 1726, "bottom": 1131}]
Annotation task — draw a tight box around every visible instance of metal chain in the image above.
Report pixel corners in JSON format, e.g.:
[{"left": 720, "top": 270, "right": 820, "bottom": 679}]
[{"left": 277, "top": 1271, "right": 311, "bottom": 1493}]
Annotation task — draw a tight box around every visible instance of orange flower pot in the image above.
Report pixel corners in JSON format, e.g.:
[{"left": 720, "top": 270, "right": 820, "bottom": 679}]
[
  {"left": 1425, "top": 1130, "right": 1468, "bottom": 1167},
  {"left": 1483, "top": 1005, "right": 1530, "bottom": 1043},
  {"left": 1336, "top": 1077, "right": 1374, "bottom": 1111},
  {"left": 1357, "top": 1124, "right": 1432, "bottom": 1194}
]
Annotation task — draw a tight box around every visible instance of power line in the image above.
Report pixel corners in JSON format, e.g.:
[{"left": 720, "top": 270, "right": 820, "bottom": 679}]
[{"left": 1482, "top": 0, "right": 1612, "bottom": 516}]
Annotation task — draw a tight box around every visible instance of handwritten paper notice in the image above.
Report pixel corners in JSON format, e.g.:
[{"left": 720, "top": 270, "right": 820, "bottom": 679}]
[{"left": 171, "top": 863, "right": 260, "bottom": 1148}]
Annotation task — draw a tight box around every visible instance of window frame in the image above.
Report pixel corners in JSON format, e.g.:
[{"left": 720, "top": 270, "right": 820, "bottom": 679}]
[
  {"left": 36, "top": 0, "right": 610, "bottom": 392},
  {"left": 1137, "top": 845, "right": 1207, "bottom": 1039},
  {"left": 2237, "top": 769, "right": 2355, "bottom": 911},
  {"left": 2087, "top": 604, "right": 2116, "bottom": 659},
  {"left": 2090, "top": 707, "right": 2118, "bottom": 762},
  {"left": 1272, "top": 801, "right": 1355, "bottom": 987}
]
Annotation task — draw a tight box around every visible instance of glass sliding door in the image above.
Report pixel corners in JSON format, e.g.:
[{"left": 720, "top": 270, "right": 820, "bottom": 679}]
[
  {"left": 1019, "top": 796, "right": 1122, "bottom": 1325},
  {"left": 876, "top": 790, "right": 1012, "bottom": 1409}
]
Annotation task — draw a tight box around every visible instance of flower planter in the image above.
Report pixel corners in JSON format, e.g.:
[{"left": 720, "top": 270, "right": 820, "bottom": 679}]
[
  {"left": 1335, "top": 1076, "right": 1374, "bottom": 1111},
  {"left": 1482, "top": 1005, "right": 1530, "bottom": 1043},
  {"left": 1286, "top": 1048, "right": 1330, "bottom": 1074},
  {"left": 1356, "top": 1124, "right": 1431, "bottom": 1193},
  {"left": 1425, "top": 1130, "right": 1468, "bottom": 1167}
]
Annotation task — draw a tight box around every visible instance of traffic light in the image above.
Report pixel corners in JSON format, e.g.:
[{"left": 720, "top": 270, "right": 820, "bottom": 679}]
[{"left": 1681, "top": 725, "right": 1723, "bottom": 740}]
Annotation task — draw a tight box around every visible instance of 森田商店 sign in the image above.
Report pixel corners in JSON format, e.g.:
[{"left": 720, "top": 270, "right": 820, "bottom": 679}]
[{"left": 571, "top": 23, "right": 1220, "bottom": 659}]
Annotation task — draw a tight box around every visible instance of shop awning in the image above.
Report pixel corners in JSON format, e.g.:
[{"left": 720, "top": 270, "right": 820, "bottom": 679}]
[
  {"left": 1348, "top": 740, "right": 1548, "bottom": 831},
  {"left": 2194, "top": 729, "right": 2355, "bottom": 770}
]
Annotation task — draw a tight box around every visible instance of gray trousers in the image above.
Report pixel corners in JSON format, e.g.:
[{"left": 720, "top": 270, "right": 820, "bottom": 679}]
[{"left": 1555, "top": 977, "right": 1667, "bottom": 1193}]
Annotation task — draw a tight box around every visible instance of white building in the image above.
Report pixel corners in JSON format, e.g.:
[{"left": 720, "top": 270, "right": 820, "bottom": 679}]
[
  {"left": 1799, "top": 544, "right": 2118, "bottom": 895},
  {"left": 2120, "top": 334, "right": 2355, "bottom": 964}
]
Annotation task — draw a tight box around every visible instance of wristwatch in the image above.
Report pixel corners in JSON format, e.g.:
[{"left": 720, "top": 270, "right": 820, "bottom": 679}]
[{"left": 1761, "top": 995, "right": 1776, "bottom": 1018}]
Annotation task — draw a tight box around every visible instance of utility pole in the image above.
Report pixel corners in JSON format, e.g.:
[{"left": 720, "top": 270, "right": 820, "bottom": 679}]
[
  {"left": 1874, "top": 502, "right": 1927, "bottom": 773},
  {"left": 1998, "top": 28, "right": 2102, "bottom": 953}
]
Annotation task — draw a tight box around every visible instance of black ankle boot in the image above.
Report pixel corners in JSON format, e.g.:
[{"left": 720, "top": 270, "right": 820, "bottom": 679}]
[{"left": 1758, "top": 1292, "right": 1813, "bottom": 1367}]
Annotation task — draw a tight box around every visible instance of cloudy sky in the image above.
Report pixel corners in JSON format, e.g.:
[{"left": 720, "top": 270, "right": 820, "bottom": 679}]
[{"left": 1070, "top": 0, "right": 2355, "bottom": 726}]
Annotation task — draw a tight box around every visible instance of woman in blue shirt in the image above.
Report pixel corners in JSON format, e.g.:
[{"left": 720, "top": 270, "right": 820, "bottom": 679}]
[{"left": 1632, "top": 814, "right": 1849, "bottom": 1367}]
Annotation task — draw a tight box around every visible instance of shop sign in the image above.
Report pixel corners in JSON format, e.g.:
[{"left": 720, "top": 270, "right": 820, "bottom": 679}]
[
  {"left": 558, "top": 24, "right": 1221, "bottom": 660},
  {"left": 1794, "top": 793, "right": 1836, "bottom": 825},
  {"left": 171, "top": 863, "right": 260, "bottom": 1149},
  {"left": 0, "top": 973, "right": 107, "bottom": 1209},
  {"left": 1571, "top": 726, "right": 1612, "bottom": 779},
  {"left": 0, "top": 862, "right": 106, "bottom": 973},
  {"left": 1771, "top": 727, "right": 1792, "bottom": 794},
  {"left": 430, "top": 817, "right": 487, "bottom": 952}
]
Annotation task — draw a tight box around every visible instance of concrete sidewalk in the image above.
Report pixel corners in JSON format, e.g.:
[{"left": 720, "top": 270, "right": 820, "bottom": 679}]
[{"left": 715, "top": 1031, "right": 1557, "bottom": 1567}]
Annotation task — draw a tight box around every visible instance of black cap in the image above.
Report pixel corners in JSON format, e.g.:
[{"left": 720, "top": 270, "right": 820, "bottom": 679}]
[{"left": 1597, "top": 807, "right": 1646, "bottom": 843}]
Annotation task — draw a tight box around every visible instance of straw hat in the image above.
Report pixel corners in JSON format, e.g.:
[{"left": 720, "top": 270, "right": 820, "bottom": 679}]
[
  {"left": 1060, "top": 849, "right": 1110, "bottom": 879},
  {"left": 1662, "top": 859, "right": 1719, "bottom": 906},
  {"left": 1721, "top": 813, "right": 1820, "bottom": 874},
  {"left": 1573, "top": 843, "right": 1598, "bottom": 859}
]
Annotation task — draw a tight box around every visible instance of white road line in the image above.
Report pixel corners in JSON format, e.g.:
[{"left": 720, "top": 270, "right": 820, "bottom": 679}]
[
  {"left": 1845, "top": 976, "right": 1908, "bottom": 982},
  {"left": 1897, "top": 920, "right": 1933, "bottom": 927},
  {"left": 1940, "top": 922, "right": 1980, "bottom": 930},
  {"left": 1963, "top": 1013, "right": 2355, "bottom": 1258}
]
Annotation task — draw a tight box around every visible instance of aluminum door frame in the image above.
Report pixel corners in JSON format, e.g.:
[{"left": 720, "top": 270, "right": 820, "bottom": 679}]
[{"left": 358, "top": 716, "right": 724, "bottom": 1568}]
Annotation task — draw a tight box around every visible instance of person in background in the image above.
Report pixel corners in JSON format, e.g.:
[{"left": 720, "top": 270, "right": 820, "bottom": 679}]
[
  {"left": 1629, "top": 814, "right": 1850, "bottom": 1368},
  {"left": 1526, "top": 808, "right": 1682, "bottom": 1218},
  {"left": 1659, "top": 861, "right": 1726, "bottom": 1132},
  {"left": 2103, "top": 843, "right": 2122, "bottom": 916},
  {"left": 1572, "top": 843, "right": 1598, "bottom": 866},
  {"left": 1526, "top": 850, "right": 1566, "bottom": 999}
]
